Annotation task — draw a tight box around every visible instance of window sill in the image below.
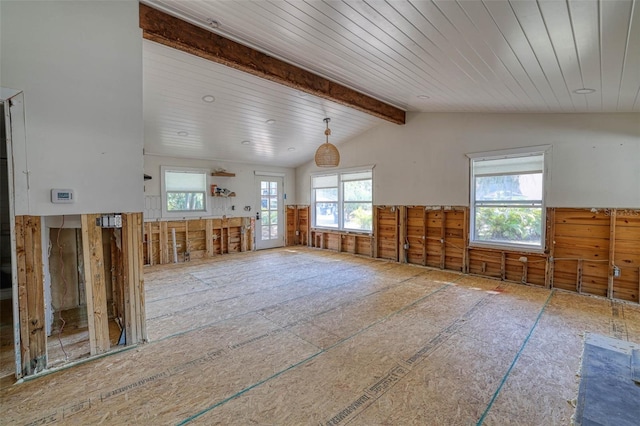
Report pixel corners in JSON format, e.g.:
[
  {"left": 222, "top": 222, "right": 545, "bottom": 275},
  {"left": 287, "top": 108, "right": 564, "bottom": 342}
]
[
  {"left": 468, "top": 241, "right": 546, "bottom": 255},
  {"left": 311, "top": 227, "right": 373, "bottom": 236}
]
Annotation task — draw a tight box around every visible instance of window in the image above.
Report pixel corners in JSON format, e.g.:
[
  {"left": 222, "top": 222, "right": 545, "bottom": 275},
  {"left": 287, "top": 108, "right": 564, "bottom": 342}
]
[
  {"left": 163, "top": 167, "right": 207, "bottom": 213},
  {"left": 312, "top": 169, "right": 373, "bottom": 232},
  {"left": 470, "top": 149, "right": 546, "bottom": 250}
]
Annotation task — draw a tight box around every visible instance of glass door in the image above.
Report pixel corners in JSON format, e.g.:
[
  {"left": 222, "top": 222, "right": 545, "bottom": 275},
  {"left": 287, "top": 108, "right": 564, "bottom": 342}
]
[{"left": 255, "top": 176, "right": 284, "bottom": 250}]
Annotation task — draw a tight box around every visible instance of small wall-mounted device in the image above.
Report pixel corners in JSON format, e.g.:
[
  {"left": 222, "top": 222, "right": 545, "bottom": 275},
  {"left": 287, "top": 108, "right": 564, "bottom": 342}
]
[
  {"left": 51, "top": 189, "right": 74, "bottom": 204},
  {"left": 613, "top": 265, "right": 621, "bottom": 278}
]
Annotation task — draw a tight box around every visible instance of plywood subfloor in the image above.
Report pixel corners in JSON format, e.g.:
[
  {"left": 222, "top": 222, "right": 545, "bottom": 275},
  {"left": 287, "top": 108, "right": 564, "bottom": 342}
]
[{"left": 1, "top": 248, "right": 639, "bottom": 425}]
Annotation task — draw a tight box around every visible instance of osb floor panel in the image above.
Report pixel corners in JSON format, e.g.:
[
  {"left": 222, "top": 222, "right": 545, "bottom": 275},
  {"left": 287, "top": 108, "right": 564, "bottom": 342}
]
[{"left": 1, "top": 248, "right": 639, "bottom": 425}]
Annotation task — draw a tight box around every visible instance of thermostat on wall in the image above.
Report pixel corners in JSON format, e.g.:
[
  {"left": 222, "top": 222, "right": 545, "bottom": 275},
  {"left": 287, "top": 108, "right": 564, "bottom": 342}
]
[{"left": 51, "top": 189, "right": 74, "bottom": 204}]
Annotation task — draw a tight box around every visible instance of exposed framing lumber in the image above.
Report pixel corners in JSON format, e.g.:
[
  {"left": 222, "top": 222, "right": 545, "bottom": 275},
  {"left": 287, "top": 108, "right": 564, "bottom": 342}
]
[
  {"left": 122, "top": 213, "right": 147, "bottom": 345},
  {"left": 135, "top": 214, "right": 147, "bottom": 341},
  {"left": 145, "top": 222, "right": 153, "bottom": 266},
  {"left": 220, "top": 219, "right": 227, "bottom": 254},
  {"left": 160, "top": 221, "right": 168, "bottom": 264},
  {"left": 545, "top": 208, "right": 555, "bottom": 289},
  {"left": 462, "top": 208, "right": 469, "bottom": 274},
  {"left": 607, "top": 210, "right": 616, "bottom": 299},
  {"left": 139, "top": 3, "right": 405, "bottom": 125},
  {"left": 15, "top": 216, "right": 46, "bottom": 376},
  {"left": 241, "top": 218, "right": 249, "bottom": 252},
  {"left": 110, "top": 231, "right": 124, "bottom": 321},
  {"left": 422, "top": 208, "right": 428, "bottom": 266},
  {"left": 440, "top": 208, "right": 446, "bottom": 269},
  {"left": 206, "top": 219, "right": 214, "bottom": 257},
  {"left": 576, "top": 259, "right": 583, "bottom": 294},
  {"left": 399, "top": 206, "right": 407, "bottom": 263},
  {"left": 184, "top": 220, "right": 190, "bottom": 261},
  {"left": 81, "top": 214, "right": 111, "bottom": 355},
  {"left": 122, "top": 214, "right": 137, "bottom": 344},
  {"left": 293, "top": 207, "right": 300, "bottom": 246},
  {"left": 372, "top": 207, "right": 378, "bottom": 259},
  {"left": 15, "top": 216, "right": 30, "bottom": 375}
]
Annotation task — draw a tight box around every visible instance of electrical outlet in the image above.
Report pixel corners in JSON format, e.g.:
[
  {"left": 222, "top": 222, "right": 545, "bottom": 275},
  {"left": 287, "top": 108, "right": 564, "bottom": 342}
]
[{"left": 613, "top": 266, "right": 621, "bottom": 278}]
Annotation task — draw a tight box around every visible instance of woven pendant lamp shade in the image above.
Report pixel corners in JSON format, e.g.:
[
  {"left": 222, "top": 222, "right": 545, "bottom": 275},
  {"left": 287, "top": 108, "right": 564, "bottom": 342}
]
[{"left": 315, "top": 118, "right": 340, "bottom": 167}]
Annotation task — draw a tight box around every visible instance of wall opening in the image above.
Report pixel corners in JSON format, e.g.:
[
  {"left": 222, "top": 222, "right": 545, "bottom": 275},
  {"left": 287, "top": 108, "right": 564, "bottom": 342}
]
[
  {"left": 0, "top": 102, "right": 15, "bottom": 381},
  {"left": 47, "top": 224, "right": 121, "bottom": 367}
]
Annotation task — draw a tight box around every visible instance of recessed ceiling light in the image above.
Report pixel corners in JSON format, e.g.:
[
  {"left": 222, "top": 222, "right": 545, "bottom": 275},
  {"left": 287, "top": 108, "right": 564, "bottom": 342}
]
[
  {"left": 573, "top": 88, "right": 596, "bottom": 94},
  {"left": 202, "top": 95, "right": 215, "bottom": 103},
  {"left": 417, "top": 95, "right": 430, "bottom": 100},
  {"left": 287, "top": 147, "right": 295, "bottom": 152},
  {"left": 241, "top": 140, "right": 251, "bottom": 145},
  {"left": 266, "top": 119, "right": 276, "bottom": 125},
  {"left": 177, "top": 131, "right": 189, "bottom": 136}
]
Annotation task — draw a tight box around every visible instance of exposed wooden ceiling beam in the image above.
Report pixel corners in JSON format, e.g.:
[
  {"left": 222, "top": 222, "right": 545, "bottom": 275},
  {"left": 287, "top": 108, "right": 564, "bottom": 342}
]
[{"left": 139, "top": 3, "right": 405, "bottom": 125}]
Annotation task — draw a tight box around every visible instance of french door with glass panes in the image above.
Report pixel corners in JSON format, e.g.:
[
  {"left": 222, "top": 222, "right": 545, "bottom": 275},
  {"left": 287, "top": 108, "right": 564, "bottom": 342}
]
[{"left": 255, "top": 176, "right": 284, "bottom": 250}]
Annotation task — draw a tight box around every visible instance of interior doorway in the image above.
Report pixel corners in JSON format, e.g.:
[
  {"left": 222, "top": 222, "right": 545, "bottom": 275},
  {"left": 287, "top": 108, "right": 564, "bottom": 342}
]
[{"left": 255, "top": 176, "right": 284, "bottom": 250}]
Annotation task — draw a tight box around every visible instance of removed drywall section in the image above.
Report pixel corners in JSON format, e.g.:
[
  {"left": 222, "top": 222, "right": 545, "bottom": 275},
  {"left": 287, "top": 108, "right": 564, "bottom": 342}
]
[
  {"left": 0, "top": 1, "right": 143, "bottom": 215},
  {"left": 143, "top": 217, "right": 253, "bottom": 265},
  {"left": 309, "top": 206, "right": 638, "bottom": 304},
  {"left": 286, "top": 206, "right": 310, "bottom": 246},
  {"left": 296, "top": 113, "right": 640, "bottom": 208},
  {"left": 144, "top": 154, "right": 296, "bottom": 219},
  {"left": 12, "top": 213, "right": 146, "bottom": 378}
]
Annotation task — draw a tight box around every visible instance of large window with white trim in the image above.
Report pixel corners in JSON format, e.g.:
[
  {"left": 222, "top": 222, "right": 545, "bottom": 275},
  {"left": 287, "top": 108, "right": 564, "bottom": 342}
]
[
  {"left": 312, "top": 169, "right": 373, "bottom": 232},
  {"left": 470, "top": 150, "right": 546, "bottom": 250},
  {"left": 162, "top": 167, "right": 207, "bottom": 213}
]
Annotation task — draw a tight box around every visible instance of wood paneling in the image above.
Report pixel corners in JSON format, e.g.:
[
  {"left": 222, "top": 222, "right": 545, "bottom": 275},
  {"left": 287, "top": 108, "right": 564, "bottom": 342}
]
[
  {"left": 552, "top": 209, "right": 611, "bottom": 297},
  {"left": 376, "top": 207, "right": 398, "bottom": 261},
  {"left": 406, "top": 207, "right": 426, "bottom": 266},
  {"left": 613, "top": 212, "right": 640, "bottom": 303}
]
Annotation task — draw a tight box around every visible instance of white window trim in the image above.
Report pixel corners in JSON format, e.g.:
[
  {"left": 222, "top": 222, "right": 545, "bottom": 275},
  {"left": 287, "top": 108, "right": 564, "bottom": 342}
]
[
  {"left": 161, "top": 165, "right": 210, "bottom": 218},
  {"left": 467, "top": 146, "right": 550, "bottom": 253},
  {"left": 311, "top": 165, "right": 375, "bottom": 234}
]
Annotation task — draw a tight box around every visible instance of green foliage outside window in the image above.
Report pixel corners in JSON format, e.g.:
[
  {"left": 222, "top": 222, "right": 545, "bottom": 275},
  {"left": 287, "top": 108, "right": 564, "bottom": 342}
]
[
  {"left": 350, "top": 206, "right": 373, "bottom": 230},
  {"left": 167, "top": 192, "right": 204, "bottom": 211},
  {"left": 475, "top": 207, "right": 542, "bottom": 245}
]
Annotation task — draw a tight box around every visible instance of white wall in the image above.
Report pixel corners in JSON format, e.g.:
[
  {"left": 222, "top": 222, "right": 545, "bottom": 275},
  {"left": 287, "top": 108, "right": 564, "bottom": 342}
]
[
  {"left": 144, "top": 154, "right": 296, "bottom": 220},
  {"left": 0, "top": 1, "right": 143, "bottom": 215},
  {"left": 297, "top": 112, "right": 640, "bottom": 208}
]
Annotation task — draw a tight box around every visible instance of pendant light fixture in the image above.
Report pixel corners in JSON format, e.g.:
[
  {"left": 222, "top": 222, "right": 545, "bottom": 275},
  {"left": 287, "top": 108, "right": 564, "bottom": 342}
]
[{"left": 314, "top": 117, "right": 340, "bottom": 167}]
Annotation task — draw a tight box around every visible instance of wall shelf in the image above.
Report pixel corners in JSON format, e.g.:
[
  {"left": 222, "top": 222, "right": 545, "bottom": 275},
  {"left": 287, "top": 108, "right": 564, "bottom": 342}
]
[{"left": 211, "top": 171, "right": 235, "bottom": 177}]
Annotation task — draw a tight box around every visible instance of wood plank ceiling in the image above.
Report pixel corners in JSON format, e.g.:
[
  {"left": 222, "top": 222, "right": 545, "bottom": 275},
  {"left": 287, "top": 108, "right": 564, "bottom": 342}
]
[{"left": 142, "top": 0, "right": 639, "bottom": 167}]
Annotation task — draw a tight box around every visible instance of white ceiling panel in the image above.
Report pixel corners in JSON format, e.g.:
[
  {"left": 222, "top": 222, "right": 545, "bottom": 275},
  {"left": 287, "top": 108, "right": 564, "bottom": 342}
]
[
  {"left": 143, "top": 40, "right": 384, "bottom": 167},
  {"left": 143, "top": 0, "right": 640, "bottom": 167}
]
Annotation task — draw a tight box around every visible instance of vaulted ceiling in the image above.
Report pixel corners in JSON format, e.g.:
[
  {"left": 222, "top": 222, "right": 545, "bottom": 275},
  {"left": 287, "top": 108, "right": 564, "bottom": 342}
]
[{"left": 142, "top": 0, "right": 639, "bottom": 167}]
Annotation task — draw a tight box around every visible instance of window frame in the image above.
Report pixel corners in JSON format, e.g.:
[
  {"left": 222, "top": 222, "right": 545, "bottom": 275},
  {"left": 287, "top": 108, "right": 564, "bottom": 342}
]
[
  {"left": 467, "top": 146, "right": 550, "bottom": 252},
  {"left": 311, "top": 166, "right": 374, "bottom": 233},
  {"left": 161, "top": 166, "right": 209, "bottom": 217}
]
